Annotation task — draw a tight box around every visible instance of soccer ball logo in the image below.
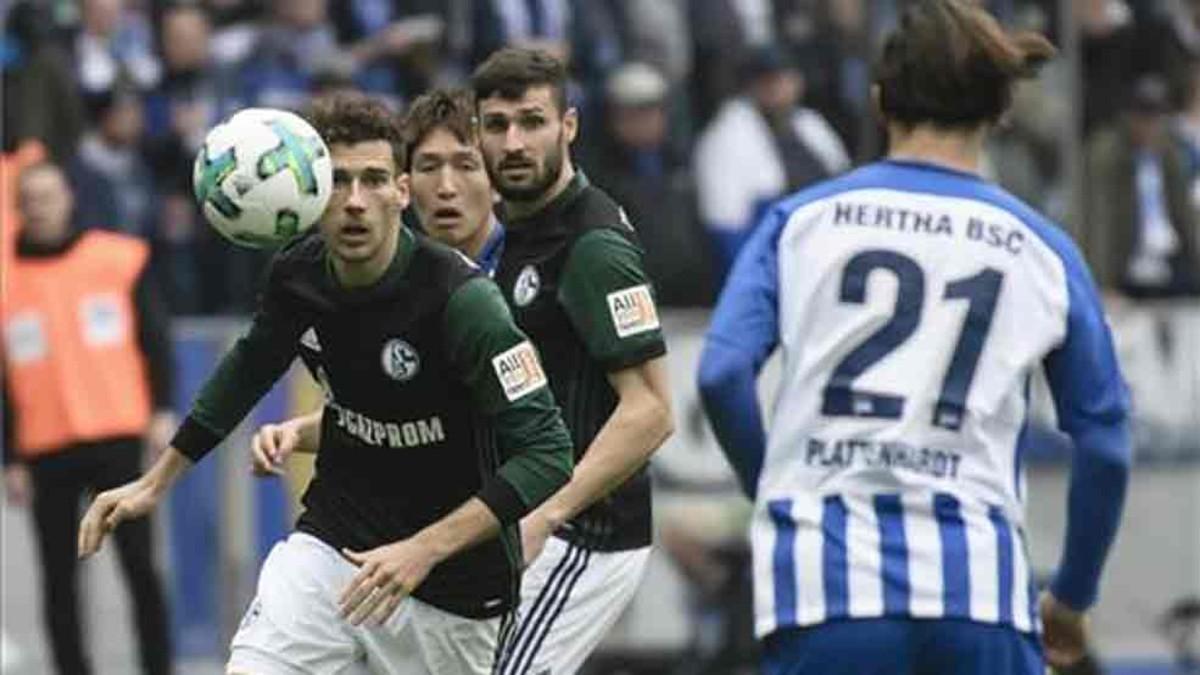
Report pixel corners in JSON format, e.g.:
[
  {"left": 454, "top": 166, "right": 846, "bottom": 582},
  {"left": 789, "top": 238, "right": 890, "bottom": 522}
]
[{"left": 193, "top": 108, "right": 333, "bottom": 248}]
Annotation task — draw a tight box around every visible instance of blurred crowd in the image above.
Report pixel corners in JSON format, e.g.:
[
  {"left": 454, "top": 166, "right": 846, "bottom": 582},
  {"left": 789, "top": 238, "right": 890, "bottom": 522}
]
[{"left": 2, "top": 0, "right": 1199, "bottom": 313}]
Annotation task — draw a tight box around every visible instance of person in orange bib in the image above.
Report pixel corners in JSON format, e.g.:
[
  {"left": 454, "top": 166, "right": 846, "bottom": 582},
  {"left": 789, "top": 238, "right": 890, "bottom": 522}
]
[{"left": 2, "top": 161, "right": 175, "bottom": 675}]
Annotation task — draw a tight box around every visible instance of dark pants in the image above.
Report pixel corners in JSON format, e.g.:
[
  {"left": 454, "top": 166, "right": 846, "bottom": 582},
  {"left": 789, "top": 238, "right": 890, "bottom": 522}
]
[{"left": 28, "top": 437, "right": 172, "bottom": 675}]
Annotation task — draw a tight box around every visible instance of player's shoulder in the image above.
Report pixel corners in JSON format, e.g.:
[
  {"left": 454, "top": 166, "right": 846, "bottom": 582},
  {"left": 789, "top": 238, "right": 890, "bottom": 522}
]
[
  {"left": 566, "top": 180, "right": 637, "bottom": 238},
  {"left": 265, "top": 229, "right": 326, "bottom": 283},
  {"left": 410, "top": 229, "right": 484, "bottom": 294}
]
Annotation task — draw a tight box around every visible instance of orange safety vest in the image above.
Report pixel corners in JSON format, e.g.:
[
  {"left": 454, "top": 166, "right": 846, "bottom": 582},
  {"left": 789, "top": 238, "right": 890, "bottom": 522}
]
[{"left": 2, "top": 230, "right": 153, "bottom": 457}]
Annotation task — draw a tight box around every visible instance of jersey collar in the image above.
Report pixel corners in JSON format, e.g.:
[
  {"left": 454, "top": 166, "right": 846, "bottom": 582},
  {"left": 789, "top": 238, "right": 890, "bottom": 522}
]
[{"left": 476, "top": 219, "right": 506, "bottom": 276}]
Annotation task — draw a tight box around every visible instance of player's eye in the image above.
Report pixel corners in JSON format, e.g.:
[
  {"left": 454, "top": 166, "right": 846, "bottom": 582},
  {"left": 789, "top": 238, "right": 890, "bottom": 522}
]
[
  {"left": 332, "top": 171, "right": 350, "bottom": 187},
  {"left": 519, "top": 115, "right": 545, "bottom": 130},
  {"left": 482, "top": 117, "right": 508, "bottom": 133},
  {"left": 362, "top": 171, "right": 390, "bottom": 187}
]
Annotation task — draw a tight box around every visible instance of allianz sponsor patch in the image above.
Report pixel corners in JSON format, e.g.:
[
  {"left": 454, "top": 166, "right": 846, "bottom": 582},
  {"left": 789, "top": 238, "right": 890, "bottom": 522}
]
[
  {"left": 606, "top": 284, "right": 659, "bottom": 338},
  {"left": 492, "top": 341, "right": 547, "bottom": 402}
]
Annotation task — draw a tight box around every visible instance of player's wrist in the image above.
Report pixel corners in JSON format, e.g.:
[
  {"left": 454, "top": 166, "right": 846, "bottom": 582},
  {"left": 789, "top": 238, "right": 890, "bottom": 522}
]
[
  {"left": 410, "top": 525, "right": 456, "bottom": 565},
  {"left": 141, "top": 446, "right": 192, "bottom": 496}
]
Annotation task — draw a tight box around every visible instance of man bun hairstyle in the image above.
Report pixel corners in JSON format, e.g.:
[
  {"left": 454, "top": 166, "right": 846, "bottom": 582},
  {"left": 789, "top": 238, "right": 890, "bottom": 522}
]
[
  {"left": 470, "top": 47, "right": 569, "bottom": 115},
  {"left": 875, "top": 0, "right": 1056, "bottom": 128},
  {"left": 306, "top": 92, "right": 406, "bottom": 171},
  {"left": 401, "top": 88, "right": 478, "bottom": 172}
]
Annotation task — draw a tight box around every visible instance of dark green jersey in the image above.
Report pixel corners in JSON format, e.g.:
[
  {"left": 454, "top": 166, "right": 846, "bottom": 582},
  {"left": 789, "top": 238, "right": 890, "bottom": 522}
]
[
  {"left": 170, "top": 228, "right": 573, "bottom": 618},
  {"left": 495, "top": 172, "right": 667, "bottom": 551}
]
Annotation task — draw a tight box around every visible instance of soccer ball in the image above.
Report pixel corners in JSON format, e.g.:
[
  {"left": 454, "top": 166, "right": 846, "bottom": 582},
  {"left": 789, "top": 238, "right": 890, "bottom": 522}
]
[{"left": 193, "top": 108, "right": 333, "bottom": 248}]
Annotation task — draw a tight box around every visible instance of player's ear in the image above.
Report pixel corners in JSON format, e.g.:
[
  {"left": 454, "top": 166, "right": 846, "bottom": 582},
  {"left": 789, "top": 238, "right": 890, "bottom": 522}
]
[
  {"left": 394, "top": 172, "right": 411, "bottom": 209},
  {"left": 563, "top": 107, "right": 579, "bottom": 145}
]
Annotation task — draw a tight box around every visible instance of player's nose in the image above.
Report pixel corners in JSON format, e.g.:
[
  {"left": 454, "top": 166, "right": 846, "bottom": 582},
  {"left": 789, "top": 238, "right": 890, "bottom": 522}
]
[{"left": 344, "top": 179, "right": 367, "bottom": 213}]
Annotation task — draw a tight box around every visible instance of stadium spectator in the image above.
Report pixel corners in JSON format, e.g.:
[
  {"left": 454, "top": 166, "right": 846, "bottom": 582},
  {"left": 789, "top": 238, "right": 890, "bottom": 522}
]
[
  {"left": 1174, "top": 59, "right": 1200, "bottom": 204},
  {"left": 73, "top": 0, "right": 161, "bottom": 94},
  {"left": 1, "top": 1, "right": 86, "bottom": 163},
  {"left": 2, "top": 161, "right": 174, "bottom": 675},
  {"left": 467, "top": 0, "right": 574, "bottom": 68},
  {"left": 240, "top": 0, "right": 349, "bottom": 110},
  {"left": 700, "top": 1, "right": 1130, "bottom": 673},
  {"left": 144, "top": 3, "right": 249, "bottom": 315},
  {"left": 1083, "top": 74, "right": 1200, "bottom": 299},
  {"left": 694, "top": 43, "right": 849, "bottom": 278},
  {"left": 583, "top": 61, "right": 715, "bottom": 307},
  {"left": 329, "top": 1, "right": 447, "bottom": 102},
  {"left": 687, "top": 0, "right": 750, "bottom": 127},
  {"left": 67, "top": 84, "right": 156, "bottom": 239},
  {"left": 773, "top": 0, "right": 872, "bottom": 159},
  {"left": 607, "top": 0, "right": 692, "bottom": 91}
]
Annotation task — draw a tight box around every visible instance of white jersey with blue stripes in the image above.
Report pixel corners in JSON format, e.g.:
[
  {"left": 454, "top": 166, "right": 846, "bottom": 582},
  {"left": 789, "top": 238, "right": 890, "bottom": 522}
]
[{"left": 728, "top": 160, "right": 1122, "bottom": 638}]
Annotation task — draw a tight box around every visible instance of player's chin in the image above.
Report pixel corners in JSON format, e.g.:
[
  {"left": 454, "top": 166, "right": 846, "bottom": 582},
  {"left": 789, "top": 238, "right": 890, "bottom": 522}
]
[{"left": 330, "top": 240, "right": 378, "bottom": 262}]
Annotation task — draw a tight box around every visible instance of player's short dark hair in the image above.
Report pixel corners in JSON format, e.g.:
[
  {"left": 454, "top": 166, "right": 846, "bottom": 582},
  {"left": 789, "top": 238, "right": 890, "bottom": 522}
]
[
  {"left": 470, "top": 47, "right": 569, "bottom": 116},
  {"left": 402, "top": 88, "right": 478, "bottom": 171},
  {"left": 306, "top": 92, "right": 405, "bottom": 171},
  {"left": 875, "top": 0, "right": 1056, "bottom": 129}
]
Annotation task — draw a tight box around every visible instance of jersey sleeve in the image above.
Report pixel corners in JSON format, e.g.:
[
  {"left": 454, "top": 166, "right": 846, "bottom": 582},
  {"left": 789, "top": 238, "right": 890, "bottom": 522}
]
[
  {"left": 557, "top": 228, "right": 667, "bottom": 371},
  {"left": 444, "top": 277, "right": 574, "bottom": 525},
  {"left": 1042, "top": 241, "right": 1132, "bottom": 611},
  {"left": 697, "top": 205, "right": 785, "bottom": 497},
  {"left": 170, "top": 260, "right": 306, "bottom": 462}
]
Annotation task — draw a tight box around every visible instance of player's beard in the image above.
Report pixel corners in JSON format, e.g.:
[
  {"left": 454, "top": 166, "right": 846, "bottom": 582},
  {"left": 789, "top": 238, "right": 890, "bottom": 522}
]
[{"left": 492, "top": 131, "right": 566, "bottom": 203}]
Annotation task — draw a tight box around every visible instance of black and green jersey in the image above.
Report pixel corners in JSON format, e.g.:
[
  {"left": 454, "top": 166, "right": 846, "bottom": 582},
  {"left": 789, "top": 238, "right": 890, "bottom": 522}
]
[
  {"left": 494, "top": 172, "right": 667, "bottom": 552},
  {"left": 170, "top": 227, "right": 573, "bottom": 618}
]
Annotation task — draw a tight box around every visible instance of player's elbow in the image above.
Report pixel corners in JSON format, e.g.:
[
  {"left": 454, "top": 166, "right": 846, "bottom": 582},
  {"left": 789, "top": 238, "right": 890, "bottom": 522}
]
[
  {"left": 697, "top": 341, "right": 748, "bottom": 405},
  {"left": 646, "top": 392, "right": 674, "bottom": 451},
  {"left": 1073, "top": 420, "right": 1133, "bottom": 474}
]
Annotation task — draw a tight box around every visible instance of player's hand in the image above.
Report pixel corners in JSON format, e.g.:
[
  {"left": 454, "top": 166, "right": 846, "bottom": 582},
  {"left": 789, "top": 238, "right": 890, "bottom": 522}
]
[
  {"left": 78, "top": 477, "right": 163, "bottom": 559},
  {"left": 339, "top": 539, "right": 438, "bottom": 627},
  {"left": 4, "top": 464, "right": 32, "bottom": 507},
  {"left": 519, "top": 513, "right": 553, "bottom": 568},
  {"left": 1040, "top": 591, "right": 1090, "bottom": 668},
  {"left": 251, "top": 421, "right": 302, "bottom": 476}
]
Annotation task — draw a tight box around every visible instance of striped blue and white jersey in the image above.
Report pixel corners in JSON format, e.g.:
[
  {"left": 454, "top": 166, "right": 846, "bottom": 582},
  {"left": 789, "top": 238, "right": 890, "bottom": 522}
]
[{"left": 699, "top": 160, "right": 1130, "bottom": 639}]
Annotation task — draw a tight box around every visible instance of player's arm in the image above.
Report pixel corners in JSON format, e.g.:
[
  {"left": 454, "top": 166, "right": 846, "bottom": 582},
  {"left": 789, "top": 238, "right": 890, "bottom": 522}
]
[
  {"left": 446, "top": 277, "right": 575, "bottom": 528},
  {"left": 522, "top": 228, "right": 674, "bottom": 549},
  {"left": 338, "top": 278, "right": 573, "bottom": 625},
  {"left": 696, "top": 207, "right": 784, "bottom": 498},
  {"left": 1040, "top": 240, "right": 1132, "bottom": 667},
  {"left": 79, "top": 262, "right": 306, "bottom": 557},
  {"left": 250, "top": 407, "right": 323, "bottom": 476}
]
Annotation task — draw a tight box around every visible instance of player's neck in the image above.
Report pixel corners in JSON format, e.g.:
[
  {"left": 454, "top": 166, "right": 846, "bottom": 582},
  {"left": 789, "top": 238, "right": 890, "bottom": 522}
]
[
  {"left": 505, "top": 161, "right": 576, "bottom": 220},
  {"left": 886, "top": 123, "right": 988, "bottom": 176},
  {"left": 333, "top": 227, "right": 401, "bottom": 288},
  {"left": 461, "top": 216, "right": 495, "bottom": 260}
]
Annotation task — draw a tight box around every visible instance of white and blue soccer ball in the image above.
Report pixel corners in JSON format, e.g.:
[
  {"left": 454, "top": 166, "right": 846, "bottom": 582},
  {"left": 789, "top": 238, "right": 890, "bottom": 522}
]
[{"left": 193, "top": 108, "right": 333, "bottom": 248}]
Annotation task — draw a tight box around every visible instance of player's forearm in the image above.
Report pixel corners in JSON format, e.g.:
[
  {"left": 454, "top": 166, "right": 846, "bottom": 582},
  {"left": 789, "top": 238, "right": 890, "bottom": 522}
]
[
  {"left": 1052, "top": 422, "right": 1132, "bottom": 611},
  {"left": 413, "top": 497, "right": 501, "bottom": 564},
  {"left": 294, "top": 408, "right": 324, "bottom": 454},
  {"left": 534, "top": 392, "right": 673, "bottom": 529},
  {"left": 698, "top": 338, "right": 767, "bottom": 498}
]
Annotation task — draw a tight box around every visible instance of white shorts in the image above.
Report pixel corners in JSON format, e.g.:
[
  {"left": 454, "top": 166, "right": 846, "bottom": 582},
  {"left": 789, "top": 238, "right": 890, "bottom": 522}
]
[
  {"left": 227, "top": 533, "right": 500, "bottom": 675},
  {"left": 495, "top": 537, "right": 651, "bottom": 675}
]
